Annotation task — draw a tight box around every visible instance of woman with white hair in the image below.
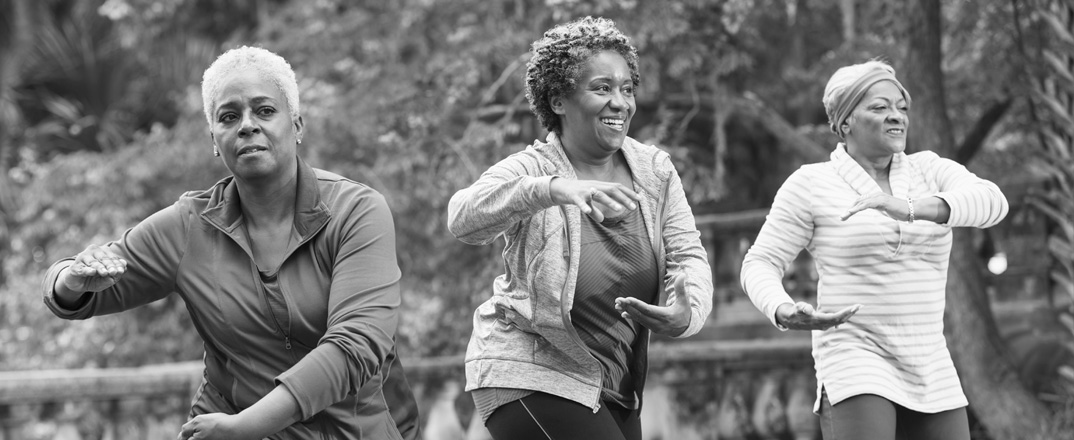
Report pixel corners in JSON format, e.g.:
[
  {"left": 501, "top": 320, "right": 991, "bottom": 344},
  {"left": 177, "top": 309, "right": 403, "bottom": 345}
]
[
  {"left": 40, "top": 46, "right": 419, "bottom": 440},
  {"left": 740, "top": 60, "right": 1008, "bottom": 439}
]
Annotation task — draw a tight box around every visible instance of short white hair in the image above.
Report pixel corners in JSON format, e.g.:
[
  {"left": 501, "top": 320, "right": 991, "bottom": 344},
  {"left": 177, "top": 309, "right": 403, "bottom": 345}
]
[{"left": 201, "top": 46, "right": 300, "bottom": 126}]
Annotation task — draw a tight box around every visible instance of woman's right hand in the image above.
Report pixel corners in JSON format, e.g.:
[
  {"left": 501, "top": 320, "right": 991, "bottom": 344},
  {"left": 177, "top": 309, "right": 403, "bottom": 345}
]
[
  {"left": 775, "top": 302, "right": 861, "bottom": 331},
  {"left": 59, "top": 244, "right": 128, "bottom": 294},
  {"left": 549, "top": 177, "right": 643, "bottom": 222}
]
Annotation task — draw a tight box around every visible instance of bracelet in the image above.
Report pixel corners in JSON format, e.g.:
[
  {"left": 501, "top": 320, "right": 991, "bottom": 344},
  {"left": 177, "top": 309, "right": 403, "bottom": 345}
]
[{"left": 906, "top": 197, "right": 915, "bottom": 223}]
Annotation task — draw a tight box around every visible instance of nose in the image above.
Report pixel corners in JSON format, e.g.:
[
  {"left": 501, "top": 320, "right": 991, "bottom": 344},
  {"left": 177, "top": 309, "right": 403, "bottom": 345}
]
[
  {"left": 608, "top": 89, "right": 630, "bottom": 111},
  {"left": 238, "top": 110, "right": 261, "bottom": 137},
  {"left": 886, "top": 108, "right": 907, "bottom": 125}
]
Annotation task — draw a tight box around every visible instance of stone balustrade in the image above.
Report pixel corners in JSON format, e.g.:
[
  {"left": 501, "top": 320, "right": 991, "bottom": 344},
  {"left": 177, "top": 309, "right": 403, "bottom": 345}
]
[{"left": 0, "top": 337, "right": 816, "bottom": 440}]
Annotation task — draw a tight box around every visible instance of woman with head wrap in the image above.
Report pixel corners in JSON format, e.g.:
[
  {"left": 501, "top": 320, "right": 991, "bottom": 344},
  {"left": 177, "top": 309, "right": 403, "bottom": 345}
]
[
  {"left": 448, "top": 17, "right": 713, "bottom": 440},
  {"left": 740, "top": 60, "right": 1008, "bottom": 440},
  {"left": 40, "top": 46, "right": 419, "bottom": 440}
]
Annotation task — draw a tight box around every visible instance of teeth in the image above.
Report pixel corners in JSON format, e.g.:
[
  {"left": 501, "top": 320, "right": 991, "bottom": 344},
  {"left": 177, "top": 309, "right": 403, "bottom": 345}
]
[{"left": 601, "top": 118, "right": 624, "bottom": 127}]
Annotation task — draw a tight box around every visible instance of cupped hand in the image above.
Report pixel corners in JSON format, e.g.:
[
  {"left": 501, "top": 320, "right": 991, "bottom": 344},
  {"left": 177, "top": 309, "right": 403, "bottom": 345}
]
[
  {"left": 62, "top": 244, "right": 127, "bottom": 293},
  {"left": 775, "top": 302, "right": 861, "bottom": 331},
  {"left": 178, "top": 413, "right": 249, "bottom": 440},
  {"left": 549, "top": 177, "right": 643, "bottom": 223},
  {"left": 615, "top": 274, "right": 691, "bottom": 337},
  {"left": 841, "top": 192, "right": 909, "bottom": 222}
]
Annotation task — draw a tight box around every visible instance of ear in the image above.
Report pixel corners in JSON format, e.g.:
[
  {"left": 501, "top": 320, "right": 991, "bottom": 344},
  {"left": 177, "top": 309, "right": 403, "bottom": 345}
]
[
  {"left": 549, "top": 95, "right": 566, "bottom": 116},
  {"left": 294, "top": 116, "right": 305, "bottom": 143}
]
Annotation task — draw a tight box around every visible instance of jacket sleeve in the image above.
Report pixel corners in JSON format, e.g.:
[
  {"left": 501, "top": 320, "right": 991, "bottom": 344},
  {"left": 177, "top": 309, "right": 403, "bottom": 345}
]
[
  {"left": 41, "top": 201, "right": 187, "bottom": 319},
  {"left": 917, "top": 151, "right": 1009, "bottom": 228},
  {"left": 659, "top": 155, "right": 714, "bottom": 338},
  {"left": 274, "top": 188, "right": 402, "bottom": 419},
  {"left": 740, "top": 167, "right": 815, "bottom": 329},
  {"left": 447, "top": 151, "right": 559, "bottom": 245}
]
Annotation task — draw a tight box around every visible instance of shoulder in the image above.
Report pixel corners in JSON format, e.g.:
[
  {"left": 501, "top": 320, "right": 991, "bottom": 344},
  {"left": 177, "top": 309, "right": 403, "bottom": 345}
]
[
  {"left": 622, "top": 137, "right": 674, "bottom": 179},
  {"left": 312, "top": 168, "right": 387, "bottom": 209},
  {"left": 785, "top": 162, "right": 827, "bottom": 186},
  {"left": 906, "top": 149, "right": 949, "bottom": 166}
]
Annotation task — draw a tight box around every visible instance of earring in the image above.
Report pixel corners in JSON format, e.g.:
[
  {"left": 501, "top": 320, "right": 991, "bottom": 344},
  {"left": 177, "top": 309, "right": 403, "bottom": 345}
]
[
  {"left": 213, "top": 147, "right": 220, "bottom": 157},
  {"left": 297, "top": 139, "right": 302, "bottom": 145}
]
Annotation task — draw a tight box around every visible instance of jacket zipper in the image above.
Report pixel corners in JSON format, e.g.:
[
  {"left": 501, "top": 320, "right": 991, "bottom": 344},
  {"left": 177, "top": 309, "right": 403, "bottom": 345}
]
[{"left": 559, "top": 205, "right": 603, "bottom": 413}]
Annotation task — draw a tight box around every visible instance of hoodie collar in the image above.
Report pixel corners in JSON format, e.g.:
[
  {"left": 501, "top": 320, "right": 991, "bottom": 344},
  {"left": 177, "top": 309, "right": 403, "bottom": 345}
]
[{"left": 831, "top": 143, "right": 914, "bottom": 199}]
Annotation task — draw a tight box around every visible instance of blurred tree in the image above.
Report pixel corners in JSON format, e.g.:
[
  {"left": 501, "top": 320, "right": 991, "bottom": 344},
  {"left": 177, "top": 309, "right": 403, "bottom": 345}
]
[
  {"left": 1028, "top": 0, "right": 1074, "bottom": 430},
  {"left": 901, "top": 0, "right": 1062, "bottom": 438}
]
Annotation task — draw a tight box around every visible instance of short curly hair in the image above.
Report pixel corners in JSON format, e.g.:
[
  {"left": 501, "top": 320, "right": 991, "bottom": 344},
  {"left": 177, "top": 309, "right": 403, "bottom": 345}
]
[
  {"left": 525, "top": 17, "right": 640, "bottom": 135},
  {"left": 201, "top": 46, "right": 300, "bottom": 127}
]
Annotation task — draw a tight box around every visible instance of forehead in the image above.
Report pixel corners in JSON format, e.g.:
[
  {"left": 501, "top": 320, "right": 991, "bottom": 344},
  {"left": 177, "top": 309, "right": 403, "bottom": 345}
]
[
  {"left": 860, "top": 80, "right": 905, "bottom": 102},
  {"left": 213, "top": 71, "right": 285, "bottom": 109},
  {"left": 577, "top": 51, "right": 631, "bottom": 81}
]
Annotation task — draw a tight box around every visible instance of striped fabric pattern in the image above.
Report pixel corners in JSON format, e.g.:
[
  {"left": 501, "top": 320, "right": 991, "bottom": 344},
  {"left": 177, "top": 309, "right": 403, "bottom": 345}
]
[{"left": 741, "top": 144, "right": 1009, "bottom": 414}]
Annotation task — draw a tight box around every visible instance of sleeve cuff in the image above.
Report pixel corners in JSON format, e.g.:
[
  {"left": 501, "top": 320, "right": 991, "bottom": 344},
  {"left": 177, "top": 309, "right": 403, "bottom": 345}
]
[
  {"left": 274, "top": 343, "right": 348, "bottom": 419},
  {"left": 42, "top": 259, "right": 94, "bottom": 319}
]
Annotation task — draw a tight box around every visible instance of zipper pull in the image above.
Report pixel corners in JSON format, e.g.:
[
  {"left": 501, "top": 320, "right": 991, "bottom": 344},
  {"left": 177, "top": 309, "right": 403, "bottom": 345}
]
[{"left": 284, "top": 336, "right": 292, "bottom": 350}]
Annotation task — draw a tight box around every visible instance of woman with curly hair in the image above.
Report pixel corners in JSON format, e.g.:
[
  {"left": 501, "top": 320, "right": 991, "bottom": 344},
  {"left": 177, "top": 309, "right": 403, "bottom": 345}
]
[{"left": 448, "top": 17, "right": 713, "bottom": 440}]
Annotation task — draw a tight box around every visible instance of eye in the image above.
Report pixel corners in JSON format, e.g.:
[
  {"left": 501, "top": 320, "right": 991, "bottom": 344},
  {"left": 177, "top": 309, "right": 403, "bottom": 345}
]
[
  {"left": 622, "top": 85, "right": 635, "bottom": 96},
  {"left": 595, "top": 84, "right": 611, "bottom": 93},
  {"left": 257, "top": 107, "right": 276, "bottom": 117},
  {"left": 218, "top": 112, "right": 237, "bottom": 123}
]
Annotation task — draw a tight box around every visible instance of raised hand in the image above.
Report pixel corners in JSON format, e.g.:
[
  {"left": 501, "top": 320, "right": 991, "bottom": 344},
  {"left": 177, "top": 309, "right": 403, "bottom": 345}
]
[
  {"left": 549, "top": 177, "right": 643, "bottom": 223},
  {"left": 615, "top": 274, "right": 691, "bottom": 337},
  {"left": 841, "top": 192, "right": 910, "bottom": 222},
  {"left": 774, "top": 302, "right": 861, "bottom": 331},
  {"left": 61, "top": 244, "right": 128, "bottom": 294}
]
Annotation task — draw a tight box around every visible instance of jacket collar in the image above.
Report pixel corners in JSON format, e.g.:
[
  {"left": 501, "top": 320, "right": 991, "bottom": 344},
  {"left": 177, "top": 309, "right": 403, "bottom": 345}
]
[
  {"left": 200, "top": 157, "right": 330, "bottom": 240},
  {"left": 831, "top": 143, "right": 914, "bottom": 198},
  {"left": 539, "top": 132, "right": 668, "bottom": 194}
]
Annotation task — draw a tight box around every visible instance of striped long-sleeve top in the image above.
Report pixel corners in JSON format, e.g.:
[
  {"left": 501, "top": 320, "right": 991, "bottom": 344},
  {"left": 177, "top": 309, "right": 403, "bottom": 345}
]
[{"left": 741, "top": 144, "right": 1008, "bottom": 414}]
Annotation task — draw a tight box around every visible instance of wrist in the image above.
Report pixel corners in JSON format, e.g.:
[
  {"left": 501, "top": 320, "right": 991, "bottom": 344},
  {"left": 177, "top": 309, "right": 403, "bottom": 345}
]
[{"left": 906, "top": 197, "right": 915, "bottom": 223}]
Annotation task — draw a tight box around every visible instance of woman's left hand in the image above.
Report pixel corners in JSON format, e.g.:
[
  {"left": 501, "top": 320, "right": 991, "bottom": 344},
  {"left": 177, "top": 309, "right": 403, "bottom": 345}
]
[
  {"left": 615, "top": 274, "right": 691, "bottom": 337},
  {"left": 178, "top": 413, "right": 252, "bottom": 440},
  {"left": 841, "top": 192, "right": 910, "bottom": 222}
]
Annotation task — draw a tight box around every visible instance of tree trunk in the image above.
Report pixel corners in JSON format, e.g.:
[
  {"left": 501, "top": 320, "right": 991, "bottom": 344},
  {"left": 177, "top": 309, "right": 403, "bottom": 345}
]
[{"left": 903, "top": 0, "right": 1056, "bottom": 437}]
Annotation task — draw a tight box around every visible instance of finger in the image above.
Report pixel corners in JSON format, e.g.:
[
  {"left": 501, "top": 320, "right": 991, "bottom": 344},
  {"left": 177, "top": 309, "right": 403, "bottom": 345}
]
[
  {"left": 794, "top": 302, "right": 815, "bottom": 317},
  {"left": 673, "top": 273, "right": 687, "bottom": 295},
  {"left": 586, "top": 202, "right": 605, "bottom": 222},
  {"left": 571, "top": 194, "right": 593, "bottom": 215},
  {"left": 617, "top": 297, "right": 662, "bottom": 320},
  {"left": 840, "top": 202, "right": 866, "bottom": 221},
  {"left": 601, "top": 186, "right": 639, "bottom": 210},
  {"left": 591, "top": 190, "right": 625, "bottom": 212}
]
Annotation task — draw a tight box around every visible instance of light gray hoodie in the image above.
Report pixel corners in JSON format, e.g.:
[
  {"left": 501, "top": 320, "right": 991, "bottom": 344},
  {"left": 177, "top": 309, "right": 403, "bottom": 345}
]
[{"left": 447, "top": 132, "right": 713, "bottom": 412}]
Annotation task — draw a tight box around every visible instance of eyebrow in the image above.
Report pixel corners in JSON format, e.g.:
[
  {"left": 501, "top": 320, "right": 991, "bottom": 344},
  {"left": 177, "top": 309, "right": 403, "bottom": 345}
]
[{"left": 215, "top": 96, "right": 278, "bottom": 112}]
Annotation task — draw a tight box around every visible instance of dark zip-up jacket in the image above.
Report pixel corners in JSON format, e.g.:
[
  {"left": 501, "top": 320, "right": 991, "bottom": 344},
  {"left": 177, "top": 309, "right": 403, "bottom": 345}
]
[{"left": 43, "top": 158, "right": 419, "bottom": 439}]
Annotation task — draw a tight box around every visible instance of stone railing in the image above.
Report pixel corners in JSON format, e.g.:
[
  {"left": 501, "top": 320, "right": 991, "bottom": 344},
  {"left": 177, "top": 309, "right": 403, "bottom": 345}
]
[{"left": 0, "top": 337, "right": 816, "bottom": 440}]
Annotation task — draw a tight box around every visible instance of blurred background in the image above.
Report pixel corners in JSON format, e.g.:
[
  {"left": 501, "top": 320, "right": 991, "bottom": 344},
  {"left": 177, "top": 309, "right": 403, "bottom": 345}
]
[{"left": 0, "top": 0, "right": 1072, "bottom": 439}]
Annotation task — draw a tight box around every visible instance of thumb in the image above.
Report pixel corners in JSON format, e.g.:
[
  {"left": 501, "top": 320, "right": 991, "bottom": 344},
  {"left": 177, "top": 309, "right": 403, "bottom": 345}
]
[{"left": 795, "top": 302, "right": 815, "bottom": 316}]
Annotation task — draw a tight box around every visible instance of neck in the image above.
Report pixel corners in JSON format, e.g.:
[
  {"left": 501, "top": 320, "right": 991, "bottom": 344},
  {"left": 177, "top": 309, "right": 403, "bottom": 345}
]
[
  {"left": 559, "top": 132, "right": 617, "bottom": 178},
  {"left": 235, "top": 166, "right": 298, "bottom": 228},
  {"left": 845, "top": 142, "right": 893, "bottom": 180}
]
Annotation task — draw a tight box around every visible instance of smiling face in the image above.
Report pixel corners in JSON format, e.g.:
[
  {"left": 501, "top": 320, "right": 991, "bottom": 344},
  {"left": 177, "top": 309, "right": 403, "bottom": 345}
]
[
  {"left": 845, "top": 80, "right": 909, "bottom": 158},
  {"left": 552, "top": 51, "right": 636, "bottom": 157},
  {"left": 210, "top": 71, "right": 302, "bottom": 183}
]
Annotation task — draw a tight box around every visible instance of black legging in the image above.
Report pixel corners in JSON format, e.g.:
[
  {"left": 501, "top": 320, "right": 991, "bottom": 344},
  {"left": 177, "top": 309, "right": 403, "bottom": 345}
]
[
  {"left": 819, "top": 389, "right": 970, "bottom": 440},
  {"left": 485, "top": 392, "right": 641, "bottom": 440}
]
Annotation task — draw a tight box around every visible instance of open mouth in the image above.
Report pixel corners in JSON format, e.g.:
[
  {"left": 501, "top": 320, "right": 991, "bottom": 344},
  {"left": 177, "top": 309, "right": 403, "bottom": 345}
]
[
  {"left": 601, "top": 117, "right": 625, "bottom": 131},
  {"left": 886, "top": 128, "right": 905, "bottom": 135},
  {"left": 238, "top": 145, "right": 268, "bottom": 156}
]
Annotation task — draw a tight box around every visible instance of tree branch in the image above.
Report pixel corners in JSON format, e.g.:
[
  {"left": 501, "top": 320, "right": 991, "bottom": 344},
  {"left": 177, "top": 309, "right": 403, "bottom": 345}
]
[{"left": 955, "top": 99, "right": 1012, "bottom": 164}]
